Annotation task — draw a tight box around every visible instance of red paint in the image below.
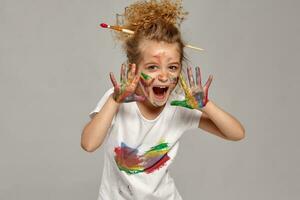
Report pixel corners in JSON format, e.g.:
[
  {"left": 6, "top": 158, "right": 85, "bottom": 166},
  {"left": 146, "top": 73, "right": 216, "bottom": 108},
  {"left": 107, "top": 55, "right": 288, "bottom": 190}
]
[
  {"left": 145, "top": 154, "right": 170, "bottom": 174},
  {"left": 114, "top": 142, "right": 171, "bottom": 174},
  {"left": 114, "top": 146, "right": 141, "bottom": 168},
  {"left": 100, "top": 23, "right": 108, "bottom": 28}
]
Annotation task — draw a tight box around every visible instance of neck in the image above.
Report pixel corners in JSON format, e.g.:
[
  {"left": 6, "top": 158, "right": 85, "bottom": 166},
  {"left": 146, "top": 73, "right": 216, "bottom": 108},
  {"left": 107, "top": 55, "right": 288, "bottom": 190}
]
[{"left": 136, "top": 99, "right": 165, "bottom": 120}]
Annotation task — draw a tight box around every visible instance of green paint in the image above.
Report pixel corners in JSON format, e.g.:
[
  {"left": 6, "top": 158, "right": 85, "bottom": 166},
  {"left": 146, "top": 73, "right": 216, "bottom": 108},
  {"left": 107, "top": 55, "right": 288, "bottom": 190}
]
[
  {"left": 170, "top": 100, "right": 193, "bottom": 109},
  {"left": 169, "top": 75, "right": 178, "bottom": 84},
  {"left": 141, "top": 72, "right": 152, "bottom": 80},
  {"left": 146, "top": 142, "right": 169, "bottom": 153},
  {"left": 117, "top": 165, "right": 144, "bottom": 174}
]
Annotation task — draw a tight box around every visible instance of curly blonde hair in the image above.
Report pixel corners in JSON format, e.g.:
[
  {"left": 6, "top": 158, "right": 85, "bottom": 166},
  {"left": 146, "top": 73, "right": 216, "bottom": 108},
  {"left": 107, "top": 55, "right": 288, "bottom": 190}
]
[
  {"left": 123, "top": 0, "right": 187, "bottom": 31},
  {"left": 115, "top": 0, "right": 188, "bottom": 65}
]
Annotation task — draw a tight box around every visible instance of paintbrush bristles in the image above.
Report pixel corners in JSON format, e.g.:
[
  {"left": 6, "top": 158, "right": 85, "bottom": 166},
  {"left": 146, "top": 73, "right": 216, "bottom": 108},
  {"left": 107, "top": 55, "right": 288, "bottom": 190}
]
[{"left": 184, "top": 44, "right": 204, "bottom": 51}]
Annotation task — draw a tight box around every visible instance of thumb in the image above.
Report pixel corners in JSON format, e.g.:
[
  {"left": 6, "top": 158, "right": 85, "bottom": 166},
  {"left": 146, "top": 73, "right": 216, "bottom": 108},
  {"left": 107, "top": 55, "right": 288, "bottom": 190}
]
[
  {"left": 133, "top": 94, "right": 146, "bottom": 102},
  {"left": 170, "top": 100, "right": 193, "bottom": 109}
]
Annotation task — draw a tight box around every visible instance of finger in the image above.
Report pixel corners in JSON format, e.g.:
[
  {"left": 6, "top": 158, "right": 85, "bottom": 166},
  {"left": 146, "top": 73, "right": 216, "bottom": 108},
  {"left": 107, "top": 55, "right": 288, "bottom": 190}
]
[
  {"left": 128, "top": 63, "right": 136, "bottom": 81},
  {"left": 125, "top": 63, "right": 130, "bottom": 81},
  {"left": 123, "top": 95, "right": 134, "bottom": 103},
  {"left": 196, "top": 66, "right": 202, "bottom": 88},
  {"left": 131, "top": 74, "right": 140, "bottom": 87},
  {"left": 121, "top": 64, "right": 126, "bottom": 83},
  {"left": 204, "top": 75, "right": 213, "bottom": 90},
  {"left": 187, "top": 66, "right": 195, "bottom": 87},
  {"left": 110, "top": 72, "right": 119, "bottom": 88},
  {"left": 170, "top": 100, "right": 193, "bottom": 109},
  {"left": 203, "top": 75, "right": 213, "bottom": 105},
  {"left": 179, "top": 73, "right": 190, "bottom": 95},
  {"left": 133, "top": 94, "right": 146, "bottom": 102},
  {"left": 131, "top": 63, "right": 136, "bottom": 75}
]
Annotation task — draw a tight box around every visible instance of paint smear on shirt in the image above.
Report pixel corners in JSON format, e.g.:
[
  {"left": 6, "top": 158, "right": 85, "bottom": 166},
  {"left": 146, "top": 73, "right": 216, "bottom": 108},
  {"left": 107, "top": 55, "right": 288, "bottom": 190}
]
[{"left": 114, "top": 140, "right": 171, "bottom": 174}]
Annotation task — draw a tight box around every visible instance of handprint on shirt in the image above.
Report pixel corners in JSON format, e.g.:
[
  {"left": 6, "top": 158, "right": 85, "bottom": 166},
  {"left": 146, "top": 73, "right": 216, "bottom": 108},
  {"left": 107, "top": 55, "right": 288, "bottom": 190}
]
[
  {"left": 110, "top": 63, "right": 145, "bottom": 103},
  {"left": 171, "top": 66, "right": 213, "bottom": 109}
]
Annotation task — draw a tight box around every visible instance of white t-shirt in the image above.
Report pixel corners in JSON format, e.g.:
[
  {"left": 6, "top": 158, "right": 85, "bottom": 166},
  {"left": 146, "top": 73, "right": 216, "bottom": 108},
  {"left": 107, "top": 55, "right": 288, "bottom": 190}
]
[{"left": 89, "top": 88, "right": 202, "bottom": 200}]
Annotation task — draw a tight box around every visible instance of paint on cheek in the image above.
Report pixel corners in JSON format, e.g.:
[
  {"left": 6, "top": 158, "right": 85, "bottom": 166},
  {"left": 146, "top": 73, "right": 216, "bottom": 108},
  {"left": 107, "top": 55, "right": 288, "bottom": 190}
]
[
  {"left": 140, "top": 72, "right": 154, "bottom": 88},
  {"left": 169, "top": 75, "right": 179, "bottom": 85},
  {"left": 141, "top": 72, "right": 152, "bottom": 81},
  {"left": 140, "top": 72, "right": 175, "bottom": 107}
]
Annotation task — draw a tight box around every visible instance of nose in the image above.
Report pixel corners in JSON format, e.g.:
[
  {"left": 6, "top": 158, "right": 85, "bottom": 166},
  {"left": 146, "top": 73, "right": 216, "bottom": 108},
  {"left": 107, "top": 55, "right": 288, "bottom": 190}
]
[{"left": 157, "top": 71, "right": 168, "bottom": 82}]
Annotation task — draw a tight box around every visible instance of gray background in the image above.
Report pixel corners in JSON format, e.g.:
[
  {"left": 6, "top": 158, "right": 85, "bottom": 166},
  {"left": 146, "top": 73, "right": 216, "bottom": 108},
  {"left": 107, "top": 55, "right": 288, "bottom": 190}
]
[{"left": 1, "top": 0, "right": 299, "bottom": 199}]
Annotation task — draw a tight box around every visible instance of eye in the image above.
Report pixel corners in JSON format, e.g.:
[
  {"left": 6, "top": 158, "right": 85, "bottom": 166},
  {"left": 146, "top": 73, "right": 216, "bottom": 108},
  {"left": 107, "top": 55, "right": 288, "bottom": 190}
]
[
  {"left": 147, "top": 65, "right": 159, "bottom": 70},
  {"left": 169, "top": 65, "right": 179, "bottom": 71}
]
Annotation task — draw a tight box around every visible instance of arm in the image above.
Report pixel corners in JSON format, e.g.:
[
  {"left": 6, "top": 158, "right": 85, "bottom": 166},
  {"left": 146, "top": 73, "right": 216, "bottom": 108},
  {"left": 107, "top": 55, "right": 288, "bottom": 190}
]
[
  {"left": 81, "top": 94, "right": 120, "bottom": 152},
  {"left": 171, "top": 66, "right": 245, "bottom": 141},
  {"left": 199, "top": 100, "right": 245, "bottom": 141},
  {"left": 81, "top": 63, "right": 144, "bottom": 152}
]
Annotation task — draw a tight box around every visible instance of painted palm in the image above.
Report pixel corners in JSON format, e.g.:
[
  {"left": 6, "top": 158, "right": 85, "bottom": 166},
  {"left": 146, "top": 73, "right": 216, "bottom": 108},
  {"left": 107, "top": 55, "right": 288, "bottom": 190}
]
[
  {"left": 110, "top": 63, "right": 145, "bottom": 103},
  {"left": 171, "top": 66, "right": 213, "bottom": 109}
]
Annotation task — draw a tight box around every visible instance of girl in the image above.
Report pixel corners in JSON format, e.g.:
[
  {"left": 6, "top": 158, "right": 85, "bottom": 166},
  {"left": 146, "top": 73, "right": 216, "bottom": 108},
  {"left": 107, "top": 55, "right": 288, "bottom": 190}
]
[{"left": 81, "top": 1, "right": 245, "bottom": 199}]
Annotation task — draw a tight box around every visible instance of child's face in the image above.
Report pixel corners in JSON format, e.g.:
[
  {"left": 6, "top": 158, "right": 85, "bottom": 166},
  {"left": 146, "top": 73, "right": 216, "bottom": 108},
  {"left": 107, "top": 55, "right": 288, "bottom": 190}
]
[{"left": 136, "top": 40, "right": 182, "bottom": 107}]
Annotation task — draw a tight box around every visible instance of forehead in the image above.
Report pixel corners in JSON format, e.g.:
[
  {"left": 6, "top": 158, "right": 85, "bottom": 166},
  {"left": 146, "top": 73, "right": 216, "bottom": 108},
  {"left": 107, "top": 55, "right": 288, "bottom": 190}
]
[{"left": 139, "top": 40, "right": 180, "bottom": 62}]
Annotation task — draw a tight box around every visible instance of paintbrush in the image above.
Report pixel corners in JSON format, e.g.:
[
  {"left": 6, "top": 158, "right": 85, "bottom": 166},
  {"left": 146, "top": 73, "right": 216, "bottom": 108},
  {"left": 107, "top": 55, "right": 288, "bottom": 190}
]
[{"left": 100, "top": 22, "right": 204, "bottom": 51}]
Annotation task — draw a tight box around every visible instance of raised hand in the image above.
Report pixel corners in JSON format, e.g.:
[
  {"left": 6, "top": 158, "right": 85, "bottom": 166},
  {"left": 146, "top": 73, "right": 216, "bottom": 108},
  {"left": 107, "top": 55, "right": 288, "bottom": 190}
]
[
  {"left": 110, "top": 63, "right": 145, "bottom": 103},
  {"left": 170, "top": 66, "right": 213, "bottom": 110}
]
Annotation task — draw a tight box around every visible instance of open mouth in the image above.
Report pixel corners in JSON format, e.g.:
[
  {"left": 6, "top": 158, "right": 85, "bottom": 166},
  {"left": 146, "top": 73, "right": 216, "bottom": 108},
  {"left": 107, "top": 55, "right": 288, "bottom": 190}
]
[{"left": 152, "top": 86, "right": 169, "bottom": 99}]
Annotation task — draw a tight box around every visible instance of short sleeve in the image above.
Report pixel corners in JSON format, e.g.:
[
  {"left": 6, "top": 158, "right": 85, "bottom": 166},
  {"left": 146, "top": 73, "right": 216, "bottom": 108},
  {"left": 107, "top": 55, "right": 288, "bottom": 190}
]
[
  {"left": 88, "top": 87, "right": 115, "bottom": 120},
  {"left": 169, "top": 92, "right": 202, "bottom": 131},
  {"left": 190, "top": 108, "right": 202, "bottom": 129},
  {"left": 177, "top": 107, "right": 202, "bottom": 131}
]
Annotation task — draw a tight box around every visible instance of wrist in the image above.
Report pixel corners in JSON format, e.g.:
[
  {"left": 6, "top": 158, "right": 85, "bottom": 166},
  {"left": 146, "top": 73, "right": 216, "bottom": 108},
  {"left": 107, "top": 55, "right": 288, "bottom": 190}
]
[
  {"left": 109, "top": 94, "right": 121, "bottom": 106},
  {"left": 198, "top": 100, "right": 211, "bottom": 112}
]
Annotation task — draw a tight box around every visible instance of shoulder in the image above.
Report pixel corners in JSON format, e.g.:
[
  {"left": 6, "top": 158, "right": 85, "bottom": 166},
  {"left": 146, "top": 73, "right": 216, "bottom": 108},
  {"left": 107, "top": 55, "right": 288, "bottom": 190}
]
[{"left": 89, "top": 87, "right": 115, "bottom": 119}]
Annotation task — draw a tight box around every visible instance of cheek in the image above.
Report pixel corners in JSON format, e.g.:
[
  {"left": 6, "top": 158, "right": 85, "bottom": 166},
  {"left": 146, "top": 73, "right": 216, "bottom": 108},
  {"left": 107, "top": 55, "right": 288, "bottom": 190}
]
[
  {"left": 142, "top": 71, "right": 159, "bottom": 82},
  {"left": 169, "top": 74, "right": 179, "bottom": 85},
  {"left": 136, "top": 66, "right": 143, "bottom": 75}
]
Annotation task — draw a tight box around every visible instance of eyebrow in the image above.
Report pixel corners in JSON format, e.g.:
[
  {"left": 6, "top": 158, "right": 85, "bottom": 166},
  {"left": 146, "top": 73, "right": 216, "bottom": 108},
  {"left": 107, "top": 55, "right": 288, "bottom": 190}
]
[
  {"left": 168, "top": 62, "right": 180, "bottom": 65},
  {"left": 144, "top": 62, "right": 159, "bottom": 65},
  {"left": 144, "top": 62, "right": 180, "bottom": 66}
]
